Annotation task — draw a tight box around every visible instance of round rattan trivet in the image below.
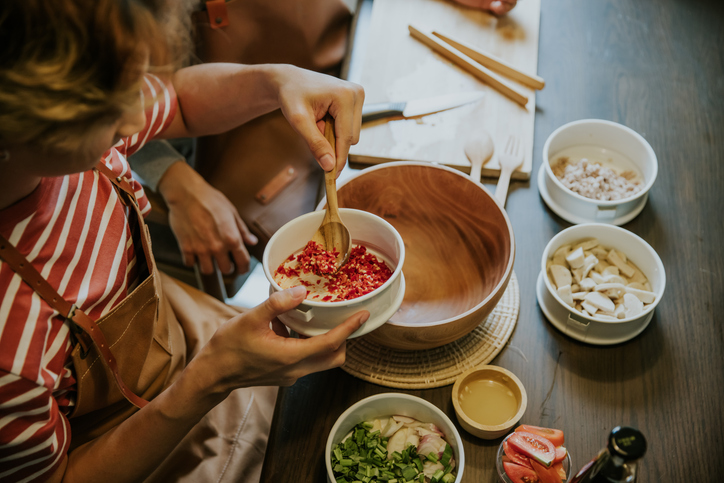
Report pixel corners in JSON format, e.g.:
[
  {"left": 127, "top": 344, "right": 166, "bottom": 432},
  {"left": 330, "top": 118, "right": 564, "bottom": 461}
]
[{"left": 342, "top": 272, "right": 519, "bottom": 389}]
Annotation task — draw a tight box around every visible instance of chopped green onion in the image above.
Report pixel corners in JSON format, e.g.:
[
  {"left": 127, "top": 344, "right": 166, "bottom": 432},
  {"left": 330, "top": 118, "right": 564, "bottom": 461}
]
[
  {"left": 431, "top": 469, "right": 445, "bottom": 483},
  {"left": 331, "top": 421, "right": 457, "bottom": 483},
  {"left": 441, "top": 473, "right": 456, "bottom": 483},
  {"left": 401, "top": 465, "right": 418, "bottom": 481},
  {"left": 440, "top": 444, "right": 453, "bottom": 466}
]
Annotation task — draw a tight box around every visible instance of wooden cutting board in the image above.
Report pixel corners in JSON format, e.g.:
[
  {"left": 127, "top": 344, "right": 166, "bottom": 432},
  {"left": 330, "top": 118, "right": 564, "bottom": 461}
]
[{"left": 348, "top": 0, "right": 541, "bottom": 180}]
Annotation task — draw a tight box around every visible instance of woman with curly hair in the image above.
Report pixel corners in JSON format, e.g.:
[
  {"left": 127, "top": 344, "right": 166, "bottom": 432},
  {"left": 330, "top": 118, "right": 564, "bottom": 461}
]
[{"left": 0, "top": 1, "right": 366, "bottom": 482}]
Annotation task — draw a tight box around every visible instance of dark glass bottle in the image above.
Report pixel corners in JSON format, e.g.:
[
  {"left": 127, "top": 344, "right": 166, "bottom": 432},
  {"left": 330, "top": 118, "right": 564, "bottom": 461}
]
[{"left": 569, "top": 427, "right": 647, "bottom": 483}]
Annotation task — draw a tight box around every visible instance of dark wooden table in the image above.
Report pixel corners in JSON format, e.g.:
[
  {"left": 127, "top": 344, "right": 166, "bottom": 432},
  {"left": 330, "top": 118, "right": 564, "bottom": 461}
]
[{"left": 260, "top": 1, "right": 724, "bottom": 481}]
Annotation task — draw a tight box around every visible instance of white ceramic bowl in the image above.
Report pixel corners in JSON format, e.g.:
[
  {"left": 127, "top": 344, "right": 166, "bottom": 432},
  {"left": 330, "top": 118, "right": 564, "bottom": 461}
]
[
  {"left": 325, "top": 393, "right": 465, "bottom": 483},
  {"left": 539, "top": 223, "right": 665, "bottom": 345},
  {"left": 262, "top": 208, "right": 405, "bottom": 338},
  {"left": 540, "top": 119, "right": 658, "bottom": 225}
]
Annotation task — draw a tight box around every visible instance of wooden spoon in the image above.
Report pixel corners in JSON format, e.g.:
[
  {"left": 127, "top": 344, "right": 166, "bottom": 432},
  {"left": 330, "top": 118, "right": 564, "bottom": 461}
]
[
  {"left": 464, "top": 130, "right": 495, "bottom": 183},
  {"left": 311, "top": 115, "right": 351, "bottom": 270}
]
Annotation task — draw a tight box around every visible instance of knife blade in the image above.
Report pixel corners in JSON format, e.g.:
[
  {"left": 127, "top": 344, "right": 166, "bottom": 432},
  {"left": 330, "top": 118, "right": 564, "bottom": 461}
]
[{"left": 361, "top": 91, "right": 485, "bottom": 123}]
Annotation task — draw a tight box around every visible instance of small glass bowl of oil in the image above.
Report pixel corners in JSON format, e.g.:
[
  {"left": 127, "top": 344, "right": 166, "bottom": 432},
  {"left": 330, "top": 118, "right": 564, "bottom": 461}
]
[{"left": 451, "top": 365, "right": 527, "bottom": 440}]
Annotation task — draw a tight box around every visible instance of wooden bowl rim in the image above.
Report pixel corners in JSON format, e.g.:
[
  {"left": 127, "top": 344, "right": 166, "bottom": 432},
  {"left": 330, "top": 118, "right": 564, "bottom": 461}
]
[{"left": 330, "top": 162, "right": 516, "bottom": 328}]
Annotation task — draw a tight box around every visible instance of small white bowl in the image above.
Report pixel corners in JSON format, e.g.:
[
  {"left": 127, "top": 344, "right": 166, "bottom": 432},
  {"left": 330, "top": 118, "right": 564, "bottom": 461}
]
[
  {"left": 262, "top": 208, "right": 405, "bottom": 338},
  {"left": 539, "top": 223, "right": 665, "bottom": 345},
  {"left": 540, "top": 119, "right": 658, "bottom": 225},
  {"left": 325, "top": 393, "right": 465, "bottom": 483}
]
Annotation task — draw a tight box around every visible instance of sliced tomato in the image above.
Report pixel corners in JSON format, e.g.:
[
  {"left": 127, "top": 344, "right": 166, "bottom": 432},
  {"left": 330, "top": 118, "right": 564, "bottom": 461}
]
[
  {"left": 515, "top": 425, "right": 565, "bottom": 447},
  {"left": 504, "top": 440, "right": 533, "bottom": 468},
  {"left": 508, "top": 432, "right": 556, "bottom": 467},
  {"left": 552, "top": 462, "right": 566, "bottom": 480},
  {"left": 504, "top": 461, "right": 540, "bottom": 483},
  {"left": 530, "top": 459, "right": 564, "bottom": 483},
  {"left": 553, "top": 446, "right": 567, "bottom": 463}
]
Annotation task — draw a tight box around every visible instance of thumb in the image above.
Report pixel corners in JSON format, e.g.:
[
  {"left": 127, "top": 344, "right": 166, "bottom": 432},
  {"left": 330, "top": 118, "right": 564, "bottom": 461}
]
[{"left": 251, "top": 286, "right": 307, "bottom": 322}]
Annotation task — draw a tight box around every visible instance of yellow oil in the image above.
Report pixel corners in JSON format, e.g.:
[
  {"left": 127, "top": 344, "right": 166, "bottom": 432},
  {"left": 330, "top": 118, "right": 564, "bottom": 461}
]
[{"left": 459, "top": 377, "right": 519, "bottom": 426}]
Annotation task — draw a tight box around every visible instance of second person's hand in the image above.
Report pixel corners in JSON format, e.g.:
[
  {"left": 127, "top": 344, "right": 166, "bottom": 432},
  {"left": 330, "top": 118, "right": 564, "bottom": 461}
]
[{"left": 158, "top": 161, "right": 257, "bottom": 275}]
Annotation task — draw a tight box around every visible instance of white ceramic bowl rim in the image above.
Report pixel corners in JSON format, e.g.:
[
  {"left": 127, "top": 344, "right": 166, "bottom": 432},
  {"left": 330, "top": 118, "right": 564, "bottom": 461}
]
[
  {"left": 541, "top": 223, "right": 666, "bottom": 324},
  {"left": 263, "top": 208, "right": 405, "bottom": 307},
  {"left": 328, "top": 162, "right": 516, "bottom": 327},
  {"left": 543, "top": 119, "right": 658, "bottom": 206}
]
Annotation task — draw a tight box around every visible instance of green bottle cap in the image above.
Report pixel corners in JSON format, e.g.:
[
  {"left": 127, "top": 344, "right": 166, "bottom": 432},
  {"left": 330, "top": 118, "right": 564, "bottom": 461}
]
[{"left": 608, "top": 426, "right": 647, "bottom": 461}]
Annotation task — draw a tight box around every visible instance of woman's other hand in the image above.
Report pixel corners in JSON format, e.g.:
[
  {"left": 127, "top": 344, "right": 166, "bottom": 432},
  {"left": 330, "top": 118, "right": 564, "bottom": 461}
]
[
  {"left": 158, "top": 161, "right": 256, "bottom": 275},
  {"left": 195, "top": 286, "right": 368, "bottom": 392},
  {"left": 451, "top": 0, "right": 517, "bottom": 15}
]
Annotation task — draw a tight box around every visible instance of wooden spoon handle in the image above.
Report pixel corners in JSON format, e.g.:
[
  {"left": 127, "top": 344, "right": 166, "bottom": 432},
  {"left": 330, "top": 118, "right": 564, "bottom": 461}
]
[{"left": 323, "top": 115, "right": 341, "bottom": 223}]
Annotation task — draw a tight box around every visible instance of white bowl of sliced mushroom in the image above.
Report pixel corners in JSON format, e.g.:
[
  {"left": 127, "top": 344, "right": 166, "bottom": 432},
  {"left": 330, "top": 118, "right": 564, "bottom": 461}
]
[
  {"left": 540, "top": 223, "right": 665, "bottom": 343},
  {"left": 539, "top": 119, "right": 658, "bottom": 226}
]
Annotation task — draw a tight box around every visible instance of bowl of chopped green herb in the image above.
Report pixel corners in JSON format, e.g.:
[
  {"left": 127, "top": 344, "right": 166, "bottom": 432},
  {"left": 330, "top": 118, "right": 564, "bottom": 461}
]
[{"left": 326, "top": 393, "right": 464, "bottom": 483}]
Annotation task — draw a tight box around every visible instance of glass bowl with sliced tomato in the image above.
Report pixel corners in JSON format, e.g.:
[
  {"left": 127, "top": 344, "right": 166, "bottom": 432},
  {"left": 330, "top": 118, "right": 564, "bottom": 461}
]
[{"left": 496, "top": 425, "right": 571, "bottom": 483}]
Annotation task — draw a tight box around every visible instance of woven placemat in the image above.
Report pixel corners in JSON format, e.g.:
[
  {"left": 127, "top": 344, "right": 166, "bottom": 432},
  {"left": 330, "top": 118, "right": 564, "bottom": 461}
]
[{"left": 342, "top": 272, "right": 519, "bottom": 389}]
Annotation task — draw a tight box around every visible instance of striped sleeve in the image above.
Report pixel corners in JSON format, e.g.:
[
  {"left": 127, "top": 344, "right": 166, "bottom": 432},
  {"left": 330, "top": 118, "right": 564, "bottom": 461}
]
[
  {"left": 105, "top": 73, "right": 178, "bottom": 217},
  {"left": 125, "top": 74, "right": 178, "bottom": 157}
]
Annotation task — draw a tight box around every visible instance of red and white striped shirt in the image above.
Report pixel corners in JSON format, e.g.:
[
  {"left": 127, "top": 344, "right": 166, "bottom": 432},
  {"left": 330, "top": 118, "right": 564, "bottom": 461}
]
[{"left": 0, "top": 74, "right": 177, "bottom": 482}]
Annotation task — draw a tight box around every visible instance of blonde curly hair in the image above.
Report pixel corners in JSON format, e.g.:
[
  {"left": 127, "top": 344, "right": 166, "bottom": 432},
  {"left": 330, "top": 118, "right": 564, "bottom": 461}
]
[{"left": 0, "top": 0, "right": 192, "bottom": 153}]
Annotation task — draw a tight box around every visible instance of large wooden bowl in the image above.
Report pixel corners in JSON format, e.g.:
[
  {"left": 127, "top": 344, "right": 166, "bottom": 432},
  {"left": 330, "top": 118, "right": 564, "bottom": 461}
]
[{"left": 332, "top": 162, "right": 515, "bottom": 350}]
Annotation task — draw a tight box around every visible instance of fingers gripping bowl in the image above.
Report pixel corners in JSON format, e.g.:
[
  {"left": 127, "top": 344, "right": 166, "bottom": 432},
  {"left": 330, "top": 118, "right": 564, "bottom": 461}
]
[{"left": 263, "top": 208, "right": 405, "bottom": 338}]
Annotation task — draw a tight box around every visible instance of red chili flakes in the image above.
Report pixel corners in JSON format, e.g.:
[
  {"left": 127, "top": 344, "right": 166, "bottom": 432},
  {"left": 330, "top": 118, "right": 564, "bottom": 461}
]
[
  {"left": 274, "top": 242, "right": 394, "bottom": 302},
  {"left": 322, "top": 245, "right": 393, "bottom": 301},
  {"left": 295, "top": 241, "right": 339, "bottom": 275}
]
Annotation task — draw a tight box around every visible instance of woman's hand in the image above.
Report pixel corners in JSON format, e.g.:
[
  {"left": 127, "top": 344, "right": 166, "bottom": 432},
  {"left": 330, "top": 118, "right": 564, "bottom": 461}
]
[
  {"left": 450, "top": 0, "right": 517, "bottom": 15},
  {"left": 193, "top": 286, "right": 369, "bottom": 394},
  {"left": 272, "top": 66, "right": 365, "bottom": 175},
  {"left": 157, "top": 161, "right": 256, "bottom": 275}
]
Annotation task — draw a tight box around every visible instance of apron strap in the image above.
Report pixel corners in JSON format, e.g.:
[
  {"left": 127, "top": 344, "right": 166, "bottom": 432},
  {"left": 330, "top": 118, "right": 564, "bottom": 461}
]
[
  {"left": 95, "top": 161, "right": 139, "bottom": 206},
  {"left": 0, "top": 237, "right": 149, "bottom": 409}
]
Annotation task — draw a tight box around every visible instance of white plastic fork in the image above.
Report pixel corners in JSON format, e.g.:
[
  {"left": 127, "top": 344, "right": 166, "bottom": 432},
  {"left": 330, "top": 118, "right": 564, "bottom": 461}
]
[{"left": 494, "top": 135, "right": 524, "bottom": 207}]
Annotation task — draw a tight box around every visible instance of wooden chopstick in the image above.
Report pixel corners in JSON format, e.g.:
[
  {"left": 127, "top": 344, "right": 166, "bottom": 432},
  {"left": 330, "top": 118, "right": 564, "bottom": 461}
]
[
  {"left": 408, "top": 24, "right": 529, "bottom": 107},
  {"left": 432, "top": 30, "right": 545, "bottom": 90}
]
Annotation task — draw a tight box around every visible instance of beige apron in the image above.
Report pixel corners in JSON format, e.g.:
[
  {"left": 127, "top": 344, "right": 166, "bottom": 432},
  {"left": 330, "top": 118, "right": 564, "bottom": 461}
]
[{"left": 0, "top": 164, "right": 277, "bottom": 482}]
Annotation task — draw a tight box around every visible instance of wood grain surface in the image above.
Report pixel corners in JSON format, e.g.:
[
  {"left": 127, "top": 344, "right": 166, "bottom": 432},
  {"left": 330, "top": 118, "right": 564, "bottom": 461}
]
[
  {"left": 335, "top": 163, "right": 514, "bottom": 349},
  {"left": 347, "top": 0, "right": 540, "bottom": 180},
  {"left": 260, "top": 1, "right": 724, "bottom": 481}
]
